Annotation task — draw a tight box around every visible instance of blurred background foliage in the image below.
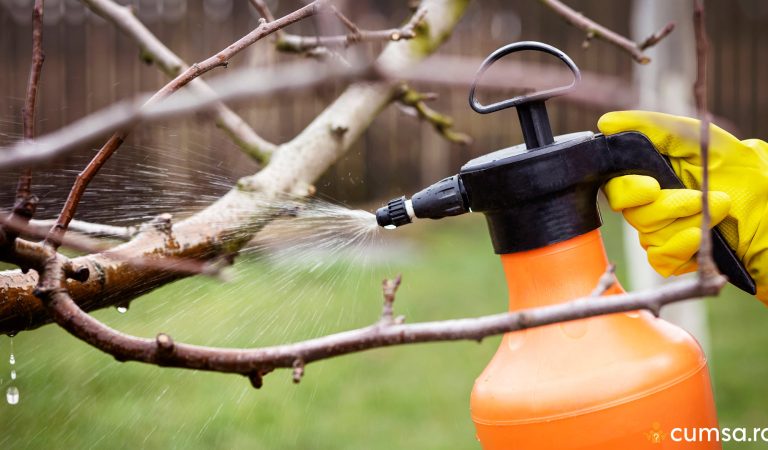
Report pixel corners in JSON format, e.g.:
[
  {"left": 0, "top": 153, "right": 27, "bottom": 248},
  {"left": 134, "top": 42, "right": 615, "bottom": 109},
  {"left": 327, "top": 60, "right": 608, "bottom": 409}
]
[{"left": 0, "top": 0, "right": 767, "bottom": 448}]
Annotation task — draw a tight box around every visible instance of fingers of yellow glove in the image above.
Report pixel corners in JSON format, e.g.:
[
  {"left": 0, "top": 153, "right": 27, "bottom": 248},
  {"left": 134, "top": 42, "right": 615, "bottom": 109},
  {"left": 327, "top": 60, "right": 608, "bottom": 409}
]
[
  {"left": 604, "top": 175, "right": 660, "bottom": 211},
  {"left": 647, "top": 227, "right": 702, "bottom": 277},
  {"left": 634, "top": 191, "right": 731, "bottom": 247},
  {"left": 622, "top": 190, "right": 730, "bottom": 233},
  {"left": 597, "top": 111, "right": 743, "bottom": 163}
]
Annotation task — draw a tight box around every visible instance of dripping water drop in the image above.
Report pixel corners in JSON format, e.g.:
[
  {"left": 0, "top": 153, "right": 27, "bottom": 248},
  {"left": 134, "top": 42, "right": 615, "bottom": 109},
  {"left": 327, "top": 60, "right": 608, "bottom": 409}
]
[
  {"left": 10, "top": 369, "right": 16, "bottom": 380},
  {"left": 9, "top": 353, "right": 14, "bottom": 365},
  {"left": 6, "top": 386, "right": 19, "bottom": 405},
  {"left": 116, "top": 306, "right": 128, "bottom": 314}
]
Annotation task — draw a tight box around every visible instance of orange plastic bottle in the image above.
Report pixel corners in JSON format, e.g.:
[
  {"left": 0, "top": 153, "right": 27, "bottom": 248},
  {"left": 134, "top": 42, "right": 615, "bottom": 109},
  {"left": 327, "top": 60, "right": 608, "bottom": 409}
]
[{"left": 470, "top": 230, "right": 720, "bottom": 449}]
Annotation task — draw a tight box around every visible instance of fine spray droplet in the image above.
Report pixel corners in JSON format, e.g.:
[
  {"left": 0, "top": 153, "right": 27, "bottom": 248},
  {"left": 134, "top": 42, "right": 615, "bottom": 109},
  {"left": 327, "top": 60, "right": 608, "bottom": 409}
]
[
  {"left": 6, "top": 386, "right": 19, "bottom": 405},
  {"left": 116, "top": 306, "right": 128, "bottom": 314}
]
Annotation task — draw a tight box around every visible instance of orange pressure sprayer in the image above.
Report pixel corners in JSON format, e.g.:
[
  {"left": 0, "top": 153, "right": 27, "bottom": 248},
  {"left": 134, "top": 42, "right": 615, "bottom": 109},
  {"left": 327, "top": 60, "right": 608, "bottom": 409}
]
[{"left": 375, "top": 42, "right": 756, "bottom": 449}]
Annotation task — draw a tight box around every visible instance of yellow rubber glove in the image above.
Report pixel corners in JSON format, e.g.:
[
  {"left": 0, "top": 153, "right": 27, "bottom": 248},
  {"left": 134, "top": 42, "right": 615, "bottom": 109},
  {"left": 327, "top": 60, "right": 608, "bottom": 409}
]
[{"left": 599, "top": 111, "right": 768, "bottom": 303}]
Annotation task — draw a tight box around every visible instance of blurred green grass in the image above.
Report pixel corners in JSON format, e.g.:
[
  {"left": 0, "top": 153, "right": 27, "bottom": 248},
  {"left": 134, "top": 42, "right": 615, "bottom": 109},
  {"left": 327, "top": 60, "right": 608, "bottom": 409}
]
[{"left": 1, "top": 208, "right": 767, "bottom": 449}]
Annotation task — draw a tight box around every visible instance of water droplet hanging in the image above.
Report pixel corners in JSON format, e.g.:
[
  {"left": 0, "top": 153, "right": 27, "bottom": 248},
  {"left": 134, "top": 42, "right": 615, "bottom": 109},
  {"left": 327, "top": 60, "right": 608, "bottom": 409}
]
[{"left": 6, "top": 337, "right": 18, "bottom": 406}]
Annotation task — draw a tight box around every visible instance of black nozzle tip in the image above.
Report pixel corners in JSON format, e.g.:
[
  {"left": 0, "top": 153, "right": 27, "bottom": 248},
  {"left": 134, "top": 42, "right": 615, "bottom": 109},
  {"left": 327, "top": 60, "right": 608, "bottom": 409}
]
[
  {"left": 376, "top": 196, "right": 412, "bottom": 228},
  {"left": 376, "top": 207, "right": 393, "bottom": 227}
]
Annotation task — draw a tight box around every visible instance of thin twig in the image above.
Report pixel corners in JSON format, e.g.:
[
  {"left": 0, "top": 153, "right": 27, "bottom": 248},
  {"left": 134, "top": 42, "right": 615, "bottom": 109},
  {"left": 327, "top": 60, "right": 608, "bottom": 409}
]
[
  {"left": 539, "top": 0, "right": 675, "bottom": 64},
  {"left": 692, "top": 0, "right": 717, "bottom": 278},
  {"left": 17, "top": 0, "right": 45, "bottom": 203},
  {"left": 272, "top": 5, "right": 427, "bottom": 53},
  {"left": 590, "top": 264, "right": 616, "bottom": 297},
  {"left": 396, "top": 84, "right": 473, "bottom": 145},
  {"left": 380, "top": 275, "right": 402, "bottom": 324},
  {"left": 81, "top": 0, "right": 278, "bottom": 161}
]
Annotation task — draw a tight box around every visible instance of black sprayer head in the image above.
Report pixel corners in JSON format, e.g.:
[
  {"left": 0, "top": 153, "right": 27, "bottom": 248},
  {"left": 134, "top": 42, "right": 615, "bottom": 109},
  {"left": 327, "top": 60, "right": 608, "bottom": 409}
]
[
  {"left": 374, "top": 41, "right": 756, "bottom": 295},
  {"left": 376, "top": 175, "right": 469, "bottom": 228}
]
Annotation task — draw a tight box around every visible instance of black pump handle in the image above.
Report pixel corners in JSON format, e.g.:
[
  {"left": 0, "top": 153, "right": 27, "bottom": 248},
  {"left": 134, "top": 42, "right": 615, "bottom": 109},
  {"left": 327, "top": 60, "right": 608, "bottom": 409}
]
[{"left": 468, "top": 41, "right": 582, "bottom": 114}]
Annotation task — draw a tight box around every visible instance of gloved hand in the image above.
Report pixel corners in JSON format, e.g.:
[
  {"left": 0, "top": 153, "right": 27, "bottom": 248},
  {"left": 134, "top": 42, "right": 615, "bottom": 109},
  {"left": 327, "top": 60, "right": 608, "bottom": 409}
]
[{"left": 599, "top": 111, "right": 768, "bottom": 303}]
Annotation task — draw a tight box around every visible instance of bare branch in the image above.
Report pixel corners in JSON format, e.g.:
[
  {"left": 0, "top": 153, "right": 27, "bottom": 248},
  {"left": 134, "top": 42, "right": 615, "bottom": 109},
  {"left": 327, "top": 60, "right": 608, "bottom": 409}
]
[
  {"left": 0, "top": 62, "right": 360, "bottom": 173},
  {"left": 638, "top": 21, "right": 676, "bottom": 51},
  {"left": 396, "top": 83, "right": 472, "bottom": 145},
  {"left": 380, "top": 275, "right": 402, "bottom": 325},
  {"left": 35, "top": 255, "right": 725, "bottom": 386},
  {"left": 539, "top": 0, "right": 675, "bottom": 64},
  {"left": 267, "top": 4, "right": 428, "bottom": 53},
  {"left": 16, "top": 0, "right": 45, "bottom": 203},
  {"left": 692, "top": 0, "right": 717, "bottom": 278},
  {"left": 0, "top": 48, "right": 648, "bottom": 175},
  {"left": 80, "top": 0, "right": 277, "bottom": 161}
]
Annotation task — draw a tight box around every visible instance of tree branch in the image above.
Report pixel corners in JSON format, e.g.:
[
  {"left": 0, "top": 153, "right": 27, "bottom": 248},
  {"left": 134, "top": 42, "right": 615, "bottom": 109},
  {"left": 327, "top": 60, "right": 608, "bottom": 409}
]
[
  {"left": 80, "top": 0, "right": 278, "bottom": 162},
  {"left": 539, "top": 0, "right": 675, "bottom": 64},
  {"left": 0, "top": 62, "right": 360, "bottom": 172},
  {"left": 251, "top": 0, "right": 427, "bottom": 54},
  {"left": 17, "top": 0, "right": 45, "bottom": 203},
  {"left": 0, "top": 0, "right": 472, "bottom": 335},
  {"left": 34, "top": 258, "right": 725, "bottom": 387},
  {"left": 0, "top": 53, "right": 652, "bottom": 175}
]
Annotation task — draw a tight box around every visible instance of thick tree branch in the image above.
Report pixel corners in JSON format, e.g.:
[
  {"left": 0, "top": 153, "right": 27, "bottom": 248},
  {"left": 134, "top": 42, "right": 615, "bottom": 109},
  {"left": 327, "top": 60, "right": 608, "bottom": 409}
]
[
  {"left": 80, "top": 0, "right": 277, "bottom": 161},
  {"left": 539, "top": 0, "right": 675, "bottom": 64},
  {"left": 1, "top": 215, "right": 223, "bottom": 277},
  {"left": 0, "top": 0, "right": 471, "bottom": 335}
]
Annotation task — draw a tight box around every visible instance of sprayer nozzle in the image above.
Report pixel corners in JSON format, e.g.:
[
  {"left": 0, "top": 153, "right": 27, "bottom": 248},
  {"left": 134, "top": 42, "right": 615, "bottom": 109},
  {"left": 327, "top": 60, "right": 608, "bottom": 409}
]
[{"left": 376, "top": 196, "right": 412, "bottom": 228}]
